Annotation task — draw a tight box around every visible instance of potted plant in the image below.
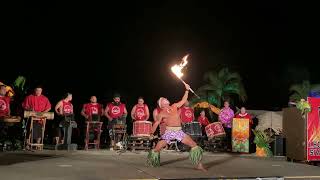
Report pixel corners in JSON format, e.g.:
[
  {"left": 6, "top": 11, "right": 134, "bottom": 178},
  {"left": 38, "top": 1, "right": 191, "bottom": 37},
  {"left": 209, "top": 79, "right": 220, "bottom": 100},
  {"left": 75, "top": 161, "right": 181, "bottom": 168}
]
[{"left": 252, "top": 129, "right": 273, "bottom": 157}]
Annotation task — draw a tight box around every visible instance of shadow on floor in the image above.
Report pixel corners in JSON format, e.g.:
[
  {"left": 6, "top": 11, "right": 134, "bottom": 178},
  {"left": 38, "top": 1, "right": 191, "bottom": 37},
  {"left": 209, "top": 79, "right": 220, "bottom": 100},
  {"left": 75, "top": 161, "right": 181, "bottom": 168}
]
[
  {"left": 161, "top": 157, "right": 189, "bottom": 166},
  {"left": 0, "top": 152, "right": 60, "bottom": 165}
]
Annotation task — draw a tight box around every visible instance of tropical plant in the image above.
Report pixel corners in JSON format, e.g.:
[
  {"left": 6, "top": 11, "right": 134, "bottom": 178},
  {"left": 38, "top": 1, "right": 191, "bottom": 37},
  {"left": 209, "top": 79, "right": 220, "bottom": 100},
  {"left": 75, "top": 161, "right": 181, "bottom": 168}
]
[
  {"left": 13, "top": 76, "right": 26, "bottom": 93},
  {"left": 289, "top": 80, "right": 320, "bottom": 102},
  {"left": 191, "top": 68, "right": 247, "bottom": 108},
  {"left": 296, "top": 99, "right": 311, "bottom": 116},
  {"left": 252, "top": 129, "right": 273, "bottom": 157},
  {"left": 10, "top": 76, "right": 28, "bottom": 118}
]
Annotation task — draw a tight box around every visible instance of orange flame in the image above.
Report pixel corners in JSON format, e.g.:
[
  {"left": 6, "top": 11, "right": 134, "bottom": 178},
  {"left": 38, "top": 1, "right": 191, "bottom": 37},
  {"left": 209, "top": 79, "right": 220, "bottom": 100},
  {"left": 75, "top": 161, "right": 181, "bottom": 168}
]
[{"left": 171, "top": 54, "right": 189, "bottom": 78}]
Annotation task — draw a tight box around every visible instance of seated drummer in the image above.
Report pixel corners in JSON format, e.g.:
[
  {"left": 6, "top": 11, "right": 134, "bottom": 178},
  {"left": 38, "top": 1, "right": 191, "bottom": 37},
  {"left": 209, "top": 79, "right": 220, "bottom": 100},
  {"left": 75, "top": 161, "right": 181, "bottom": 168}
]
[
  {"left": 197, "top": 110, "right": 210, "bottom": 133},
  {"left": 54, "top": 93, "right": 73, "bottom": 144},
  {"left": 131, "top": 97, "right": 150, "bottom": 121},
  {"left": 178, "top": 100, "right": 194, "bottom": 125},
  {"left": 0, "top": 85, "right": 11, "bottom": 118},
  {"left": 104, "top": 93, "right": 127, "bottom": 150},
  {"left": 22, "top": 86, "right": 51, "bottom": 145}
]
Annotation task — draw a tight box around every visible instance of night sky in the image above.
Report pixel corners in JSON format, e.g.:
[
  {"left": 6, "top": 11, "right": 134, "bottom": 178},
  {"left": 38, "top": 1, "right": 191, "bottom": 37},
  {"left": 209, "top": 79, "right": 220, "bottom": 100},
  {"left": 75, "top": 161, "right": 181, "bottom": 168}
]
[{"left": 2, "top": 2, "right": 317, "bottom": 112}]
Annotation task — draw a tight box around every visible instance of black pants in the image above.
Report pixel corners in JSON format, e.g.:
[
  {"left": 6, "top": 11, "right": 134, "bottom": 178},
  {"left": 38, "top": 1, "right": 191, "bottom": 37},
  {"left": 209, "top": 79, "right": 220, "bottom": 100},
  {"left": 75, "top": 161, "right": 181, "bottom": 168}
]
[
  {"left": 53, "top": 116, "right": 64, "bottom": 139},
  {"left": 224, "top": 128, "right": 232, "bottom": 150},
  {"left": 32, "top": 122, "right": 42, "bottom": 140},
  {"left": 108, "top": 119, "right": 117, "bottom": 139}
]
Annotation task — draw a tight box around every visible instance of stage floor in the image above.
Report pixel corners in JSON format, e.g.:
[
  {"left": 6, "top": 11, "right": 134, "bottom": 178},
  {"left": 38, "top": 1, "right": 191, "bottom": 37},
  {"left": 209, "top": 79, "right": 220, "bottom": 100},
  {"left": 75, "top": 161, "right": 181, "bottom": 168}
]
[{"left": 0, "top": 150, "right": 319, "bottom": 180}]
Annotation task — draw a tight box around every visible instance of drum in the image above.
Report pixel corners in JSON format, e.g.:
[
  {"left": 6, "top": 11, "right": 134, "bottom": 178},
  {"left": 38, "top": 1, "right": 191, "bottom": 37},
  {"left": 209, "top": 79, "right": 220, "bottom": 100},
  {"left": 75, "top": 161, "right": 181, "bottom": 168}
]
[
  {"left": 90, "top": 114, "right": 100, "bottom": 122},
  {"left": 182, "top": 121, "right": 202, "bottom": 137},
  {"left": 133, "top": 121, "right": 152, "bottom": 136},
  {"left": 1, "top": 116, "right": 21, "bottom": 123},
  {"left": 205, "top": 122, "right": 226, "bottom": 138},
  {"left": 24, "top": 111, "right": 54, "bottom": 120}
]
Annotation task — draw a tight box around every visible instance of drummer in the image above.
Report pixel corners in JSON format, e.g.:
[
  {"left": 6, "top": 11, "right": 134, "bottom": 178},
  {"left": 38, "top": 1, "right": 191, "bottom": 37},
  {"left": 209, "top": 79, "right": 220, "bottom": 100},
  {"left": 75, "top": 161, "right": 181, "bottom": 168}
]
[
  {"left": 0, "top": 85, "right": 11, "bottom": 137},
  {"left": 81, "top": 96, "right": 104, "bottom": 144},
  {"left": 104, "top": 93, "right": 128, "bottom": 150},
  {"left": 198, "top": 110, "right": 210, "bottom": 127},
  {"left": 131, "top": 97, "right": 150, "bottom": 121},
  {"left": 81, "top": 96, "right": 104, "bottom": 121},
  {"left": 197, "top": 110, "right": 209, "bottom": 134},
  {"left": 0, "top": 85, "right": 10, "bottom": 117},
  {"left": 179, "top": 100, "right": 194, "bottom": 124},
  {"left": 54, "top": 93, "right": 73, "bottom": 144},
  {"left": 22, "top": 86, "right": 51, "bottom": 145}
]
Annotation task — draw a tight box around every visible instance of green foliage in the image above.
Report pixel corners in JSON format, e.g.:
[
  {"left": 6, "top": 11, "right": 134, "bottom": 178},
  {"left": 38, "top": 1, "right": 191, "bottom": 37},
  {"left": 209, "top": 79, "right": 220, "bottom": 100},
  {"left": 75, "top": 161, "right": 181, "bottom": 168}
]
[
  {"left": 252, "top": 130, "right": 273, "bottom": 157},
  {"left": 191, "top": 68, "right": 247, "bottom": 108},
  {"left": 289, "top": 80, "right": 320, "bottom": 101},
  {"left": 13, "top": 76, "right": 26, "bottom": 91},
  {"left": 296, "top": 99, "right": 311, "bottom": 115}
]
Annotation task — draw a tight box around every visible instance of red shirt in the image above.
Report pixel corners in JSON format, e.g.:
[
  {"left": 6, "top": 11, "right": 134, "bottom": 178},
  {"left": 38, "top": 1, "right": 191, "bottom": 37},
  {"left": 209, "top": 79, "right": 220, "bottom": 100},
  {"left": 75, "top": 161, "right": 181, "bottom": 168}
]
[
  {"left": 180, "top": 106, "right": 194, "bottom": 123},
  {"left": 22, "top": 94, "right": 51, "bottom": 112},
  {"left": 83, "top": 103, "right": 102, "bottom": 116},
  {"left": 134, "top": 104, "right": 148, "bottom": 121},
  {"left": 107, "top": 102, "right": 126, "bottom": 119},
  {"left": 0, "top": 96, "right": 10, "bottom": 117},
  {"left": 235, "top": 113, "right": 253, "bottom": 125},
  {"left": 198, "top": 116, "right": 210, "bottom": 127},
  {"left": 62, "top": 101, "right": 73, "bottom": 114}
]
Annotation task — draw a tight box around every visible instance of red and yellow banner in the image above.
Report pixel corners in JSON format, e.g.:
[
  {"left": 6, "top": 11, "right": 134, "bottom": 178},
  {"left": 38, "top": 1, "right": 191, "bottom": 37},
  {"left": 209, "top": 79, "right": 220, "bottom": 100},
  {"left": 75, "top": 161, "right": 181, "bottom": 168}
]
[
  {"left": 307, "top": 97, "right": 320, "bottom": 161},
  {"left": 232, "top": 118, "right": 249, "bottom": 153}
]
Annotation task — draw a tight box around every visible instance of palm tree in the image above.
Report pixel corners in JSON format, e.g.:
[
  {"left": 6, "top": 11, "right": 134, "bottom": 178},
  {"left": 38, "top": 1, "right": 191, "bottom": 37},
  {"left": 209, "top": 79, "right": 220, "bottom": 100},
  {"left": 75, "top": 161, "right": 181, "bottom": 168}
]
[
  {"left": 10, "top": 76, "right": 28, "bottom": 116},
  {"left": 192, "top": 68, "right": 247, "bottom": 108},
  {"left": 289, "top": 80, "right": 320, "bottom": 101}
]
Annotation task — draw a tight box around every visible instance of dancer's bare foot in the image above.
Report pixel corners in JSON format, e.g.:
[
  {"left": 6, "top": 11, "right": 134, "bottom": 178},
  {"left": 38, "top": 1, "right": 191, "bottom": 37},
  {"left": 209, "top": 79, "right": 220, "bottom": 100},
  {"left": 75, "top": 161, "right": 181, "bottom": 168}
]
[{"left": 196, "top": 163, "right": 207, "bottom": 172}]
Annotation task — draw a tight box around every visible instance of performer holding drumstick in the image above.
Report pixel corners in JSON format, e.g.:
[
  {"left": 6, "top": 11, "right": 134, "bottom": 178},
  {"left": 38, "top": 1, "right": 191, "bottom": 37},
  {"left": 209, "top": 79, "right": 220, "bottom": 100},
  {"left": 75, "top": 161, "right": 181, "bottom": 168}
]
[
  {"left": 22, "top": 86, "right": 51, "bottom": 146},
  {"left": 104, "top": 93, "right": 128, "bottom": 150},
  {"left": 131, "top": 97, "right": 150, "bottom": 121}
]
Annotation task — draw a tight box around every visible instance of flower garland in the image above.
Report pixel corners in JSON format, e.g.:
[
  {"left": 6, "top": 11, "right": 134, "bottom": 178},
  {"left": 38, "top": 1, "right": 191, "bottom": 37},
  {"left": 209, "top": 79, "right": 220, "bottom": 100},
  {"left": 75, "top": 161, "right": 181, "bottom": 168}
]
[{"left": 219, "top": 107, "right": 234, "bottom": 128}]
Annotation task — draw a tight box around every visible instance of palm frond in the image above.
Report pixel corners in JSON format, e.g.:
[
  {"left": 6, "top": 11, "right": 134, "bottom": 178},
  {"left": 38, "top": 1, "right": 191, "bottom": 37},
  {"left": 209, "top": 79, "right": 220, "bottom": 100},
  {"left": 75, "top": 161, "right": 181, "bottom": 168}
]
[
  {"left": 13, "top": 76, "right": 26, "bottom": 90},
  {"left": 203, "top": 71, "right": 220, "bottom": 85},
  {"left": 289, "top": 81, "right": 310, "bottom": 100},
  {"left": 310, "top": 84, "right": 320, "bottom": 91},
  {"left": 197, "top": 68, "right": 246, "bottom": 107},
  {"left": 196, "top": 84, "right": 219, "bottom": 93},
  {"left": 218, "top": 68, "right": 229, "bottom": 80},
  {"left": 225, "top": 72, "right": 242, "bottom": 82}
]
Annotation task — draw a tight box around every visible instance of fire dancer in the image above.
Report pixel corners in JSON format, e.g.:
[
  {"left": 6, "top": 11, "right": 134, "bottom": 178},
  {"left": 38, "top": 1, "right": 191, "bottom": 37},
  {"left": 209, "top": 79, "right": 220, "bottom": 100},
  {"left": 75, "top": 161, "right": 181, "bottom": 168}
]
[{"left": 148, "top": 83, "right": 206, "bottom": 171}]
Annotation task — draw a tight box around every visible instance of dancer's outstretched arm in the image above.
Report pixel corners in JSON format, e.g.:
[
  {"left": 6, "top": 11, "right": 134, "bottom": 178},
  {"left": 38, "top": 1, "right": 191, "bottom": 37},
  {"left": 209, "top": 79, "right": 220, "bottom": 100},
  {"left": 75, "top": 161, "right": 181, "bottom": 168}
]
[{"left": 174, "top": 83, "right": 190, "bottom": 108}]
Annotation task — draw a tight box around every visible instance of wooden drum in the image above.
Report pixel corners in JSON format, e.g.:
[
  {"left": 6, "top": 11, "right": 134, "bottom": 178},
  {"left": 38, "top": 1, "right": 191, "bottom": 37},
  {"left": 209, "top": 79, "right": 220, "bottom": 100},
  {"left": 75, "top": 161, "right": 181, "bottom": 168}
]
[
  {"left": 0, "top": 116, "right": 21, "bottom": 123},
  {"left": 24, "top": 111, "right": 54, "bottom": 120}
]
